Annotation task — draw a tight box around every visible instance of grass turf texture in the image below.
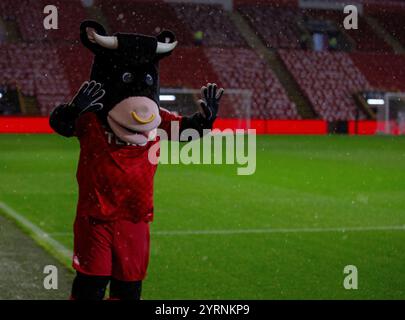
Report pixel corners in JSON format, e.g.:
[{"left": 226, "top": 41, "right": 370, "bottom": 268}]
[{"left": 0, "top": 134, "right": 405, "bottom": 299}]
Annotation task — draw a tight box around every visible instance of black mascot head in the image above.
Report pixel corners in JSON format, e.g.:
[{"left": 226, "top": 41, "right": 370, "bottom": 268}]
[{"left": 79, "top": 20, "right": 177, "bottom": 145}]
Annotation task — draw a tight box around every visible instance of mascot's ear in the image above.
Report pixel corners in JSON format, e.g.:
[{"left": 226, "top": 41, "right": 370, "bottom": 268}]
[
  {"left": 155, "top": 30, "right": 177, "bottom": 60},
  {"left": 80, "top": 20, "right": 115, "bottom": 55}
]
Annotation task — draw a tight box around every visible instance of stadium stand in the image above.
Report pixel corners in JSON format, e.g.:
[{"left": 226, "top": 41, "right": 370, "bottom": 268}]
[
  {"left": 279, "top": 50, "right": 370, "bottom": 121},
  {"left": 160, "top": 47, "right": 219, "bottom": 88},
  {"left": 5, "top": 0, "right": 88, "bottom": 42},
  {"left": 0, "top": 43, "right": 70, "bottom": 114},
  {"left": 0, "top": 0, "right": 404, "bottom": 121},
  {"left": 238, "top": 6, "right": 303, "bottom": 49},
  {"left": 0, "top": 0, "right": 19, "bottom": 21},
  {"left": 57, "top": 44, "right": 93, "bottom": 95},
  {"left": 238, "top": 4, "right": 393, "bottom": 53},
  {"left": 304, "top": 9, "right": 393, "bottom": 53},
  {"left": 100, "top": 0, "right": 193, "bottom": 45},
  {"left": 350, "top": 52, "right": 405, "bottom": 92},
  {"left": 206, "top": 48, "right": 300, "bottom": 119},
  {"left": 371, "top": 11, "right": 405, "bottom": 48},
  {"left": 171, "top": 3, "right": 246, "bottom": 47}
]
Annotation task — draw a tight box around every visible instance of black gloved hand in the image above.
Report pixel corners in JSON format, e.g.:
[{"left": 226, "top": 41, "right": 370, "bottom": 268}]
[
  {"left": 69, "top": 80, "right": 105, "bottom": 115},
  {"left": 198, "top": 83, "right": 224, "bottom": 122}
]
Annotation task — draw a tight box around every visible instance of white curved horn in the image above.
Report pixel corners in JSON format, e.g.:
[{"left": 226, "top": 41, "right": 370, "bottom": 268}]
[
  {"left": 156, "top": 41, "right": 178, "bottom": 54},
  {"left": 92, "top": 32, "right": 118, "bottom": 49}
]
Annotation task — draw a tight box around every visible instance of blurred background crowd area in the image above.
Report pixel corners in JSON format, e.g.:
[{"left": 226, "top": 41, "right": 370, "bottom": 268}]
[{"left": 0, "top": 0, "right": 404, "bottom": 126}]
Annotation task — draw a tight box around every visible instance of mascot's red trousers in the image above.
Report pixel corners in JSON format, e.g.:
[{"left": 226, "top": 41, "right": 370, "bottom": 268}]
[
  {"left": 73, "top": 217, "right": 150, "bottom": 281},
  {"left": 72, "top": 110, "right": 180, "bottom": 281}
]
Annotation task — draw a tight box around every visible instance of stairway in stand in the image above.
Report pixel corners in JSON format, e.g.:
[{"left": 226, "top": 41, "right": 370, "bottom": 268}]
[{"left": 229, "top": 10, "right": 317, "bottom": 119}]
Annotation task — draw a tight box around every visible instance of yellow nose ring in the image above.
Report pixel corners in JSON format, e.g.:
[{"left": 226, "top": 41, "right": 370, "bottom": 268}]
[{"left": 131, "top": 111, "right": 156, "bottom": 124}]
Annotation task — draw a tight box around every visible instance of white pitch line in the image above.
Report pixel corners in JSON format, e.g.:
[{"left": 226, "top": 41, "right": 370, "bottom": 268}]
[
  {"left": 0, "top": 201, "right": 72, "bottom": 260},
  {"left": 49, "top": 225, "right": 405, "bottom": 237},
  {"left": 151, "top": 225, "right": 405, "bottom": 236}
]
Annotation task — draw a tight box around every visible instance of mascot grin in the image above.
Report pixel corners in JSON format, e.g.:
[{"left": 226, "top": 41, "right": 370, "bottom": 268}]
[{"left": 107, "top": 96, "right": 161, "bottom": 146}]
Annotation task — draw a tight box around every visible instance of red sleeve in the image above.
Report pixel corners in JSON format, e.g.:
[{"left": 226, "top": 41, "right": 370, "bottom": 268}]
[
  {"left": 75, "top": 112, "right": 96, "bottom": 138},
  {"left": 158, "top": 108, "right": 182, "bottom": 140}
]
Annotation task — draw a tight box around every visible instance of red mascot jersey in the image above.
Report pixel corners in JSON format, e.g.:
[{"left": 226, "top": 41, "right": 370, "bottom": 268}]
[{"left": 74, "top": 109, "right": 181, "bottom": 223}]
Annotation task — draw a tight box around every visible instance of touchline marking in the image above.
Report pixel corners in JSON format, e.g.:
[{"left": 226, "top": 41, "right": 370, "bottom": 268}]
[
  {"left": 48, "top": 225, "right": 405, "bottom": 237},
  {"left": 151, "top": 225, "right": 405, "bottom": 235},
  {"left": 0, "top": 202, "right": 72, "bottom": 260}
]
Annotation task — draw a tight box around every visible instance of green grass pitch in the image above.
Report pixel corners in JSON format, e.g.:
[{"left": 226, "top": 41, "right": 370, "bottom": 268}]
[{"left": 1, "top": 134, "right": 405, "bottom": 299}]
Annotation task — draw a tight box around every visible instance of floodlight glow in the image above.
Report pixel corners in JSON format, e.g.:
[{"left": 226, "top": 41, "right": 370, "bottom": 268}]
[
  {"left": 0, "top": 93, "right": 3, "bottom": 99},
  {"left": 159, "top": 95, "right": 176, "bottom": 101},
  {"left": 367, "top": 99, "right": 384, "bottom": 105}
]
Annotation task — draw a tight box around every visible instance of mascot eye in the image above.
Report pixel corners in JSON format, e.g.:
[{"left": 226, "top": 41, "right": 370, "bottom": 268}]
[
  {"left": 122, "top": 72, "right": 134, "bottom": 83},
  {"left": 145, "top": 74, "right": 154, "bottom": 86}
]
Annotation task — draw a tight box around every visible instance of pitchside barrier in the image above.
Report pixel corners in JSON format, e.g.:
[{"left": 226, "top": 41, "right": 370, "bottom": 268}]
[
  {"left": 0, "top": 86, "right": 397, "bottom": 135},
  {"left": 1, "top": 86, "right": 402, "bottom": 135},
  {"left": 0, "top": 117, "right": 389, "bottom": 135}
]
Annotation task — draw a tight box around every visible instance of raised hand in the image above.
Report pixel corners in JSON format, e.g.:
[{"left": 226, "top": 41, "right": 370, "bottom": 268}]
[
  {"left": 69, "top": 80, "right": 105, "bottom": 115},
  {"left": 198, "top": 83, "right": 224, "bottom": 122}
]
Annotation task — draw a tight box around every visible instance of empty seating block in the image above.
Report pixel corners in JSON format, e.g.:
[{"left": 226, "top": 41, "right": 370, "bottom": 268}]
[
  {"left": 171, "top": 3, "right": 246, "bottom": 47},
  {"left": 238, "top": 6, "right": 303, "bottom": 49},
  {"left": 17, "top": 0, "right": 87, "bottom": 42},
  {"left": 0, "top": 0, "right": 20, "bottom": 21},
  {"left": 3, "top": 0, "right": 396, "bottom": 121},
  {"left": 0, "top": 43, "right": 70, "bottom": 115},
  {"left": 205, "top": 48, "right": 299, "bottom": 119},
  {"left": 351, "top": 52, "right": 405, "bottom": 92},
  {"left": 100, "top": 0, "right": 193, "bottom": 45},
  {"left": 279, "top": 50, "right": 370, "bottom": 121},
  {"left": 57, "top": 44, "right": 93, "bottom": 96},
  {"left": 239, "top": 5, "right": 392, "bottom": 53},
  {"left": 159, "top": 47, "right": 219, "bottom": 88},
  {"left": 372, "top": 11, "right": 405, "bottom": 48}
]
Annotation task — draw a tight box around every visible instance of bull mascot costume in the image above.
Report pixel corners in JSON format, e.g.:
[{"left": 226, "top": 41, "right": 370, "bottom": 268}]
[{"left": 50, "top": 20, "right": 224, "bottom": 300}]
